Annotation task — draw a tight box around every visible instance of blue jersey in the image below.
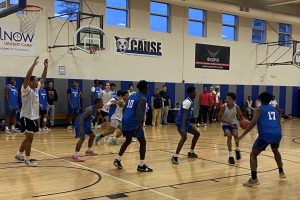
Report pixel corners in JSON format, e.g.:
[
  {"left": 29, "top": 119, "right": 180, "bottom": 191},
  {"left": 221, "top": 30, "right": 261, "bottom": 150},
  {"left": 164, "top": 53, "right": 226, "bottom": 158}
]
[
  {"left": 5, "top": 84, "right": 18, "bottom": 109},
  {"left": 69, "top": 87, "right": 80, "bottom": 108},
  {"left": 92, "top": 86, "right": 101, "bottom": 103},
  {"left": 39, "top": 89, "right": 48, "bottom": 110},
  {"left": 75, "top": 105, "right": 96, "bottom": 128},
  {"left": 122, "top": 93, "right": 146, "bottom": 131},
  {"left": 176, "top": 97, "right": 194, "bottom": 125},
  {"left": 257, "top": 104, "right": 282, "bottom": 143},
  {"left": 108, "top": 97, "right": 117, "bottom": 118}
]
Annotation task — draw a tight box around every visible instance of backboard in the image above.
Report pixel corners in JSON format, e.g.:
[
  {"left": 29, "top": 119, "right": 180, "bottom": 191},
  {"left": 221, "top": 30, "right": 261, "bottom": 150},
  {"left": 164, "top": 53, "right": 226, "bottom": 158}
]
[{"left": 0, "top": 0, "right": 26, "bottom": 18}]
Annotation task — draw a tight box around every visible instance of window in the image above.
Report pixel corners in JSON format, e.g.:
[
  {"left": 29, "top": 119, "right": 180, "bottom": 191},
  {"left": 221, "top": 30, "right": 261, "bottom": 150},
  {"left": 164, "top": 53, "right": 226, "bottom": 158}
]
[
  {"left": 106, "top": 0, "right": 129, "bottom": 27},
  {"left": 188, "top": 8, "right": 206, "bottom": 37},
  {"left": 150, "top": 1, "right": 170, "bottom": 33},
  {"left": 279, "top": 23, "right": 291, "bottom": 47},
  {"left": 54, "top": 0, "right": 80, "bottom": 21},
  {"left": 252, "top": 19, "right": 266, "bottom": 44},
  {"left": 222, "top": 14, "right": 237, "bottom": 41}
]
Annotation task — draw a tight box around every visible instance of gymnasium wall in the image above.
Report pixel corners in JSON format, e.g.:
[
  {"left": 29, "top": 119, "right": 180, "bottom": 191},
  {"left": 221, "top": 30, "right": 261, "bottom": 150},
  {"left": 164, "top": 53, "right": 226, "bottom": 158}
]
[
  {"left": 0, "top": 77, "right": 299, "bottom": 118},
  {"left": 0, "top": 0, "right": 300, "bottom": 86}
]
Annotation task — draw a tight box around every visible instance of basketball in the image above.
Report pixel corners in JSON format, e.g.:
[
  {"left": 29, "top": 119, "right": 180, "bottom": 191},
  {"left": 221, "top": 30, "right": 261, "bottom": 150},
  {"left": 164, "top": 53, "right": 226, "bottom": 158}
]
[{"left": 240, "top": 119, "right": 250, "bottom": 130}]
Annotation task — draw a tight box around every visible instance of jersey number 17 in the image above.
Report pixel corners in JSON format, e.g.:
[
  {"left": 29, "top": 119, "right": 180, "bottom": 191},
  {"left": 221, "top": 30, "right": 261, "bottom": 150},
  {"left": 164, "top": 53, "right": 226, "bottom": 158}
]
[{"left": 268, "top": 111, "right": 276, "bottom": 120}]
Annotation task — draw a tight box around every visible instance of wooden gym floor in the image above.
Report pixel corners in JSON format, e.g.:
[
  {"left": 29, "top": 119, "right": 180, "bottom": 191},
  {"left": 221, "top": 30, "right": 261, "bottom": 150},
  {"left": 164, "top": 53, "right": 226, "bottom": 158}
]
[{"left": 1, "top": 120, "right": 300, "bottom": 200}]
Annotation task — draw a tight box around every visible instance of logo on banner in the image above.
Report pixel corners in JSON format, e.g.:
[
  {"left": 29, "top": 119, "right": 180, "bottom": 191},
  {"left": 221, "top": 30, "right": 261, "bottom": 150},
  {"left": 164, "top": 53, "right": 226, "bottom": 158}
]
[
  {"left": 0, "top": 22, "right": 37, "bottom": 56},
  {"left": 114, "top": 36, "right": 162, "bottom": 57},
  {"left": 195, "top": 43, "right": 230, "bottom": 70}
]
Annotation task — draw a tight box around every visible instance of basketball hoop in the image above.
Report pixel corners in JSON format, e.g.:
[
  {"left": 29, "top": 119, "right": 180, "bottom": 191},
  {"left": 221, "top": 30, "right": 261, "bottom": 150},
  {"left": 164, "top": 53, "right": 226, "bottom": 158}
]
[
  {"left": 89, "top": 47, "right": 105, "bottom": 54},
  {"left": 16, "top": 5, "right": 43, "bottom": 35}
]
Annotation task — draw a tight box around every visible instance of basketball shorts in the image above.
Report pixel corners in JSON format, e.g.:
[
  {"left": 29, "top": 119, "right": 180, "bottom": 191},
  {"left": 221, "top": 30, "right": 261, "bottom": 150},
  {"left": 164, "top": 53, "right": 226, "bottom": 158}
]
[
  {"left": 176, "top": 122, "right": 192, "bottom": 132},
  {"left": 20, "top": 117, "right": 39, "bottom": 133},
  {"left": 5, "top": 106, "right": 17, "bottom": 116},
  {"left": 40, "top": 109, "right": 47, "bottom": 116},
  {"left": 123, "top": 129, "right": 144, "bottom": 138},
  {"left": 111, "top": 119, "right": 121, "bottom": 128},
  {"left": 75, "top": 125, "right": 93, "bottom": 138},
  {"left": 252, "top": 137, "right": 281, "bottom": 151},
  {"left": 222, "top": 124, "right": 238, "bottom": 136}
]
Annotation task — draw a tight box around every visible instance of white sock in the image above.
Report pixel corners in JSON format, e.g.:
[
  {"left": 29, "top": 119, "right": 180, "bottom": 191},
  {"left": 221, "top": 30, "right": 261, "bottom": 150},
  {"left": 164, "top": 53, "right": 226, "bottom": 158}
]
[
  {"left": 116, "top": 155, "right": 122, "bottom": 161},
  {"left": 18, "top": 151, "right": 24, "bottom": 156},
  {"left": 25, "top": 156, "right": 30, "bottom": 161},
  {"left": 229, "top": 151, "right": 233, "bottom": 157},
  {"left": 88, "top": 147, "right": 92, "bottom": 151},
  {"left": 190, "top": 149, "right": 194, "bottom": 153},
  {"left": 5, "top": 126, "right": 9, "bottom": 130},
  {"left": 74, "top": 151, "right": 80, "bottom": 156},
  {"left": 174, "top": 154, "right": 179, "bottom": 158},
  {"left": 236, "top": 147, "right": 240, "bottom": 151},
  {"left": 139, "top": 160, "right": 145, "bottom": 166},
  {"left": 11, "top": 125, "right": 15, "bottom": 130}
]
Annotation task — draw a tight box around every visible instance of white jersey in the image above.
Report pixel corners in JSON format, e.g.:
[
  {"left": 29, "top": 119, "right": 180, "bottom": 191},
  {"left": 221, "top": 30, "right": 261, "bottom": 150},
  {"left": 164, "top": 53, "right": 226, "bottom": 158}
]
[
  {"left": 111, "top": 100, "right": 125, "bottom": 121},
  {"left": 100, "top": 90, "right": 113, "bottom": 112},
  {"left": 222, "top": 103, "right": 238, "bottom": 125},
  {"left": 20, "top": 82, "right": 41, "bottom": 120}
]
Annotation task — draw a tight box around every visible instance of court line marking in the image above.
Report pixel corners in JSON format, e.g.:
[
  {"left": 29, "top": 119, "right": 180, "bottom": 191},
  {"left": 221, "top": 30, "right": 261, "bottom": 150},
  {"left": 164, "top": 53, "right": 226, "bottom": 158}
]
[{"left": 32, "top": 148, "right": 180, "bottom": 200}]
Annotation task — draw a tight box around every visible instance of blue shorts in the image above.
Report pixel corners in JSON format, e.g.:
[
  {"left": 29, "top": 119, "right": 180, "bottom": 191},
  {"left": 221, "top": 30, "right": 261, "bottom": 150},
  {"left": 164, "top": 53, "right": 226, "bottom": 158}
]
[
  {"left": 176, "top": 123, "right": 192, "bottom": 132},
  {"left": 123, "top": 129, "right": 144, "bottom": 138},
  {"left": 5, "top": 107, "right": 17, "bottom": 116},
  {"left": 68, "top": 107, "right": 79, "bottom": 115},
  {"left": 222, "top": 124, "right": 238, "bottom": 135},
  {"left": 75, "top": 125, "right": 93, "bottom": 138},
  {"left": 252, "top": 137, "right": 281, "bottom": 151}
]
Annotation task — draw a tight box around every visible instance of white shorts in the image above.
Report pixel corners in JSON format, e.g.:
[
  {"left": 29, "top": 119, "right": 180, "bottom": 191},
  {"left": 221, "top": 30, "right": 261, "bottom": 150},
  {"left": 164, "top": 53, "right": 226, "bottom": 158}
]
[{"left": 111, "top": 119, "right": 121, "bottom": 128}]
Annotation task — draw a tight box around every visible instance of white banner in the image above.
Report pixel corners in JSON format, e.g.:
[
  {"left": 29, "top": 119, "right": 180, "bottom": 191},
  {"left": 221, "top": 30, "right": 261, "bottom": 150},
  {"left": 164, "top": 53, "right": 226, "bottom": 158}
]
[{"left": 0, "top": 22, "right": 37, "bottom": 56}]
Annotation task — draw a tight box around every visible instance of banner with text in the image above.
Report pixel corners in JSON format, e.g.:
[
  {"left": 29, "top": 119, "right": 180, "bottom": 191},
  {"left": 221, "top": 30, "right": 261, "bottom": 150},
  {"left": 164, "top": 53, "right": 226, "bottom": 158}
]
[
  {"left": 195, "top": 43, "right": 230, "bottom": 70},
  {"left": 0, "top": 22, "right": 37, "bottom": 56}
]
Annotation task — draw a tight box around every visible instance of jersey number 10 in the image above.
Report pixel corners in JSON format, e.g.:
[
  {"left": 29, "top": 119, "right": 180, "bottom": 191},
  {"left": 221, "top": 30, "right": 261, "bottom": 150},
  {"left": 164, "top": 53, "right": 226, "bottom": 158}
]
[
  {"left": 268, "top": 111, "right": 276, "bottom": 120},
  {"left": 127, "top": 100, "right": 134, "bottom": 108}
]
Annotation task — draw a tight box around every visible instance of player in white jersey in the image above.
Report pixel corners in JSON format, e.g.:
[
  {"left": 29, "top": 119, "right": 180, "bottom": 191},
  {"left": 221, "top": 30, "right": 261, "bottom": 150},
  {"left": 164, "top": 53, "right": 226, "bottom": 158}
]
[
  {"left": 96, "top": 91, "right": 129, "bottom": 145},
  {"left": 15, "top": 57, "right": 48, "bottom": 167}
]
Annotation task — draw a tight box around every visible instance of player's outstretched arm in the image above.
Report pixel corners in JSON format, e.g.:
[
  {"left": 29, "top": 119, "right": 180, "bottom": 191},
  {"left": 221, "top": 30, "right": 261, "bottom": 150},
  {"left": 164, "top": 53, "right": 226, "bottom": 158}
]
[
  {"left": 238, "top": 108, "right": 260, "bottom": 141},
  {"left": 39, "top": 59, "right": 48, "bottom": 85},
  {"left": 23, "top": 57, "right": 39, "bottom": 89}
]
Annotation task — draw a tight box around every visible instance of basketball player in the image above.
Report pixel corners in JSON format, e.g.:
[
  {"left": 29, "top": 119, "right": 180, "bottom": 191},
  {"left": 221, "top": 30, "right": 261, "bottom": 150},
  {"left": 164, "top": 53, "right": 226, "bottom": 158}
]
[
  {"left": 238, "top": 92, "right": 286, "bottom": 187},
  {"left": 91, "top": 79, "right": 102, "bottom": 104},
  {"left": 15, "top": 57, "right": 48, "bottom": 167},
  {"left": 99, "top": 82, "right": 113, "bottom": 128},
  {"left": 171, "top": 86, "right": 200, "bottom": 165},
  {"left": 72, "top": 98, "right": 104, "bottom": 162},
  {"left": 38, "top": 83, "right": 48, "bottom": 132},
  {"left": 96, "top": 91, "right": 129, "bottom": 145},
  {"left": 67, "top": 80, "right": 82, "bottom": 130},
  {"left": 4, "top": 77, "right": 19, "bottom": 134},
  {"left": 218, "top": 92, "right": 243, "bottom": 165},
  {"left": 113, "top": 80, "right": 153, "bottom": 172}
]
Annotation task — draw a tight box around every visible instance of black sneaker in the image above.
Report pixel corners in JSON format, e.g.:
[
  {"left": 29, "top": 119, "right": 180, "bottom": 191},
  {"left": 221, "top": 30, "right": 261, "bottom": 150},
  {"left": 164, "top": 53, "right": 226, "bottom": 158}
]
[
  {"left": 137, "top": 164, "right": 153, "bottom": 172},
  {"left": 171, "top": 156, "right": 179, "bottom": 165},
  {"left": 235, "top": 150, "right": 241, "bottom": 160},
  {"left": 15, "top": 154, "right": 25, "bottom": 162},
  {"left": 228, "top": 157, "right": 235, "bottom": 165},
  {"left": 187, "top": 152, "right": 198, "bottom": 158},
  {"left": 113, "top": 159, "right": 123, "bottom": 169}
]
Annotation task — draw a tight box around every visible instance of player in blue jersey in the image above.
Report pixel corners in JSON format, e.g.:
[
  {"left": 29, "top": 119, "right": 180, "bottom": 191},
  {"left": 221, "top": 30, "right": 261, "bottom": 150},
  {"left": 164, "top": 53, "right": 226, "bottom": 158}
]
[
  {"left": 4, "top": 77, "right": 19, "bottom": 134},
  {"left": 38, "top": 83, "right": 48, "bottom": 132},
  {"left": 91, "top": 79, "right": 102, "bottom": 104},
  {"left": 67, "top": 80, "right": 82, "bottom": 130},
  {"left": 113, "top": 80, "right": 153, "bottom": 172},
  {"left": 72, "top": 98, "right": 103, "bottom": 162},
  {"left": 171, "top": 86, "right": 200, "bottom": 165},
  {"left": 238, "top": 92, "right": 286, "bottom": 187}
]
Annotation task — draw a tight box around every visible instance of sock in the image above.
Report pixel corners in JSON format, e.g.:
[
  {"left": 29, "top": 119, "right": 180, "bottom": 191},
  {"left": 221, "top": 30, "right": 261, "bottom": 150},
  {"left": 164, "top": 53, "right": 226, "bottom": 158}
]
[
  {"left": 139, "top": 160, "right": 145, "bottom": 166},
  {"left": 229, "top": 151, "right": 233, "bottom": 157},
  {"left": 279, "top": 167, "right": 284, "bottom": 173},
  {"left": 190, "top": 149, "right": 194, "bottom": 153},
  {"left": 74, "top": 151, "right": 80, "bottom": 156},
  {"left": 236, "top": 147, "right": 240, "bottom": 151},
  {"left": 25, "top": 156, "right": 30, "bottom": 161},
  {"left": 88, "top": 147, "right": 92, "bottom": 151},
  {"left": 11, "top": 125, "right": 15, "bottom": 130},
  {"left": 5, "top": 126, "right": 9, "bottom": 130},
  {"left": 174, "top": 154, "right": 179, "bottom": 158},
  {"left": 251, "top": 171, "right": 257, "bottom": 180},
  {"left": 116, "top": 155, "right": 122, "bottom": 161},
  {"left": 18, "top": 151, "right": 24, "bottom": 156}
]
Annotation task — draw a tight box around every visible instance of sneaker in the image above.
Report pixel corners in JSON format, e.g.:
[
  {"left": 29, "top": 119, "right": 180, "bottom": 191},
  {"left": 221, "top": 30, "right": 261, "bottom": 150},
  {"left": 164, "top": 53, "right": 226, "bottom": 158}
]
[
  {"left": 196, "top": 123, "right": 201, "bottom": 127},
  {"left": 235, "top": 150, "right": 241, "bottom": 160},
  {"left": 5, "top": 129, "right": 11, "bottom": 134},
  {"left": 15, "top": 154, "right": 25, "bottom": 162},
  {"left": 203, "top": 123, "right": 207, "bottom": 127},
  {"left": 279, "top": 172, "right": 287, "bottom": 179},
  {"left": 152, "top": 123, "right": 156, "bottom": 126},
  {"left": 11, "top": 129, "right": 20, "bottom": 133},
  {"left": 67, "top": 125, "right": 73, "bottom": 130},
  {"left": 171, "top": 156, "right": 179, "bottom": 165},
  {"left": 25, "top": 159, "right": 37, "bottom": 167},
  {"left": 187, "top": 152, "right": 198, "bottom": 158},
  {"left": 228, "top": 157, "right": 235, "bottom": 165},
  {"left": 137, "top": 164, "right": 153, "bottom": 172},
  {"left": 109, "top": 138, "right": 119, "bottom": 145},
  {"left": 243, "top": 178, "right": 260, "bottom": 187},
  {"left": 85, "top": 150, "right": 98, "bottom": 156},
  {"left": 132, "top": 137, "right": 137, "bottom": 142},
  {"left": 72, "top": 155, "right": 84, "bottom": 162},
  {"left": 113, "top": 159, "right": 123, "bottom": 169},
  {"left": 43, "top": 127, "right": 49, "bottom": 132},
  {"left": 39, "top": 128, "right": 43, "bottom": 132},
  {"left": 95, "top": 134, "right": 104, "bottom": 145}
]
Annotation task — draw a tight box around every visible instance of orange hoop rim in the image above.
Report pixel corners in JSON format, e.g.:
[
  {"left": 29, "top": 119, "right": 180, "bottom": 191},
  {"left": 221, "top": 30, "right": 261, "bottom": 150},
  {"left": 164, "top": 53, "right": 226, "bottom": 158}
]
[{"left": 23, "top": 5, "right": 43, "bottom": 12}]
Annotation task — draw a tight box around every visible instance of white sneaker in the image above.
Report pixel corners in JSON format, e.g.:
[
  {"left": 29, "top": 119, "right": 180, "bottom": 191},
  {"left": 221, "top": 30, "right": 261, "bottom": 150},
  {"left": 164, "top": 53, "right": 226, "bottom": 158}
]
[
  {"left": 43, "top": 127, "right": 49, "bottom": 132},
  {"left": 5, "top": 129, "right": 11, "bottom": 134},
  {"left": 132, "top": 137, "right": 137, "bottom": 142},
  {"left": 39, "top": 128, "right": 43, "bottom": 133},
  {"left": 11, "top": 129, "right": 20, "bottom": 133},
  {"left": 67, "top": 125, "right": 73, "bottom": 130},
  {"left": 25, "top": 159, "right": 37, "bottom": 167},
  {"left": 196, "top": 123, "right": 200, "bottom": 127},
  {"left": 243, "top": 178, "right": 260, "bottom": 187}
]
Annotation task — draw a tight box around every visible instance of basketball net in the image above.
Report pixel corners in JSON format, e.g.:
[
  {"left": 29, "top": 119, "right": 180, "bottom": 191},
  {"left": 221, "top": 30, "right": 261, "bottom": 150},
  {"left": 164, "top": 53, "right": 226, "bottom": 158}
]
[{"left": 16, "top": 5, "right": 43, "bottom": 35}]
